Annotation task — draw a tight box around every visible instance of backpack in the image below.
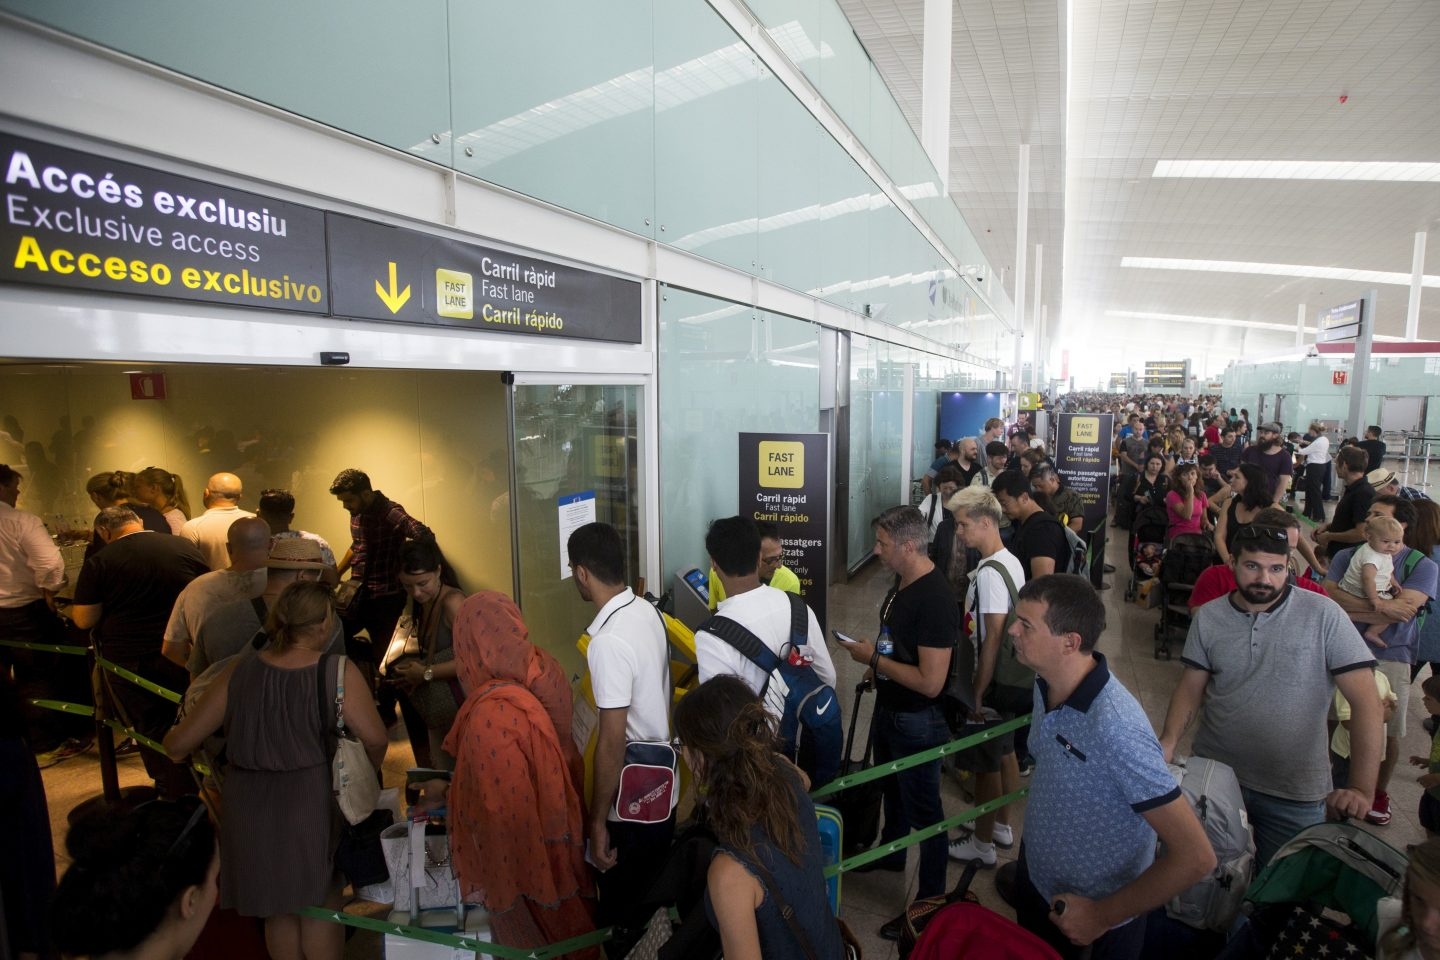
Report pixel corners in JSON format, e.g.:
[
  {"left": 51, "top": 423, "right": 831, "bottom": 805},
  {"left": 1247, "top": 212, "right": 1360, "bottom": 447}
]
[
  {"left": 699, "top": 592, "right": 842, "bottom": 786},
  {"left": 973, "top": 559, "right": 1031, "bottom": 691},
  {"left": 1401, "top": 547, "right": 1433, "bottom": 633},
  {"left": 1060, "top": 523, "right": 1089, "bottom": 577},
  {"left": 1165, "top": 756, "right": 1256, "bottom": 933}
]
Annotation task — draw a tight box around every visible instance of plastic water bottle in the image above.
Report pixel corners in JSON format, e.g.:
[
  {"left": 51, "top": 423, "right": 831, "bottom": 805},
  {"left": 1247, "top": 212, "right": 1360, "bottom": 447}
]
[{"left": 876, "top": 626, "right": 893, "bottom": 681}]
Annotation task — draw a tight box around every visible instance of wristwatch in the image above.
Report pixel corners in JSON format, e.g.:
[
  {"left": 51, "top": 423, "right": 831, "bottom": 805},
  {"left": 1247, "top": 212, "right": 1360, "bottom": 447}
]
[{"left": 423, "top": 666, "right": 433, "bottom": 682}]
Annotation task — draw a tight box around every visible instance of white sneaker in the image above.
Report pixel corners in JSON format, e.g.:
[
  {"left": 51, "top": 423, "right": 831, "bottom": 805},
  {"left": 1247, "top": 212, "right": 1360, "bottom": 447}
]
[
  {"left": 947, "top": 834, "right": 997, "bottom": 867},
  {"left": 992, "top": 822, "right": 1014, "bottom": 849}
]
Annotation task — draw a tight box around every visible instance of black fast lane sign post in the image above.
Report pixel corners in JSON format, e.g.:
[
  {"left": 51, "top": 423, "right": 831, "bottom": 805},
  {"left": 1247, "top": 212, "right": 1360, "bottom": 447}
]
[{"left": 737, "top": 432, "right": 830, "bottom": 631}]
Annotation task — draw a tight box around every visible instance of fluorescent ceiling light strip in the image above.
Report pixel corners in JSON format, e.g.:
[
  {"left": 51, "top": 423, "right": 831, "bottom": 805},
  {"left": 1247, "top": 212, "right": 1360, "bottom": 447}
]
[
  {"left": 1121, "top": 257, "right": 1440, "bottom": 289},
  {"left": 1104, "top": 310, "right": 1315, "bottom": 333},
  {"left": 1153, "top": 160, "right": 1440, "bottom": 182},
  {"left": 1101, "top": 310, "right": 1406, "bottom": 341}
]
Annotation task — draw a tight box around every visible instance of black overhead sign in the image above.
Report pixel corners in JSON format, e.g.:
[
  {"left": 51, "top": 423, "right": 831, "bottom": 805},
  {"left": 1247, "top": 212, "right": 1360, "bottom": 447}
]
[
  {"left": 326, "top": 213, "right": 642, "bottom": 343},
  {"left": 1, "top": 132, "right": 329, "bottom": 312},
  {"left": 1, "top": 132, "right": 643, "bottom": 344}
]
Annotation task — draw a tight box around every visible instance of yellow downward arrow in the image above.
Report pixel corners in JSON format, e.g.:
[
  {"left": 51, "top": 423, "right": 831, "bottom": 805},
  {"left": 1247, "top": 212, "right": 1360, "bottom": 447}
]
[{"left": 374, "top": 261, "right": 411, "bottom": 314}]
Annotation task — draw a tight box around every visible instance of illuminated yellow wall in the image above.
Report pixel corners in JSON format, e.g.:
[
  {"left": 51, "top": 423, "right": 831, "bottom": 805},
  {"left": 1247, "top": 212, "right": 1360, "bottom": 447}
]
[{"left": 0, "top": 363, "right": 513, "bottom": 596}]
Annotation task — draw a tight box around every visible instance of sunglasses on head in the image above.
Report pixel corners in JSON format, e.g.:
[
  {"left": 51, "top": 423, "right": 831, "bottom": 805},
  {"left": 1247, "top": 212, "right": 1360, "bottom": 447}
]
[{"left": 1234, "top": 525, "right": 1287, "bottom": 543}]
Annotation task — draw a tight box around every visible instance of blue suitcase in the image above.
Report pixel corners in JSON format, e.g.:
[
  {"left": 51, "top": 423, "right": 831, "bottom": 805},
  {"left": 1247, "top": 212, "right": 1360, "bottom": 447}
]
[{"left": 814, "top": 803, "right": 843, "bottom": 914}]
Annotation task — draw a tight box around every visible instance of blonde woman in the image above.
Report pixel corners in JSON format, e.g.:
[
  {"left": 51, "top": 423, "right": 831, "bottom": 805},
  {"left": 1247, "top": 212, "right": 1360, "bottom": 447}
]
[{"left": 166, "top": 581, "right": 386, "bottom": 960}]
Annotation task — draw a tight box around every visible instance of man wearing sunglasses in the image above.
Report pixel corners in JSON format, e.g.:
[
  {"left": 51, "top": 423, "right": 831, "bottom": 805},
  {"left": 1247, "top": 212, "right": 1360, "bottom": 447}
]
[{"left": 1159, "top": 522, "right": 1382, "bottom": 866}]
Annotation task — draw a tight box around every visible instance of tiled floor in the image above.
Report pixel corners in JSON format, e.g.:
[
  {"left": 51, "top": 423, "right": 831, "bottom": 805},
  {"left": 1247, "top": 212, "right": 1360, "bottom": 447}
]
[{"left": 36, "top": 506, "right": 1428, "bottom": 959}]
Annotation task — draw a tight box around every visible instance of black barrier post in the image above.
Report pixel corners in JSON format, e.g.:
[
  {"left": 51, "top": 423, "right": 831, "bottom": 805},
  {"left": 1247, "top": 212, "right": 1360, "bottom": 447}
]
[
  {"left": 88, "top": 644, "right": 122, "bottom": 804},
  {"left": 1089, "top": 527, "right": 1107, "bottom": 590}
]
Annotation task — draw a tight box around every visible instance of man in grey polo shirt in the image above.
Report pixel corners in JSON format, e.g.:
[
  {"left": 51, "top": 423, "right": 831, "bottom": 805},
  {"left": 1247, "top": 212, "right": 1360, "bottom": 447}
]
[
  {"left": 1160, "top": 524, "right": 1382, "bottom": 865},
  {"left": 1011, "top": 574, "right": 1213, "bottom": 959}
]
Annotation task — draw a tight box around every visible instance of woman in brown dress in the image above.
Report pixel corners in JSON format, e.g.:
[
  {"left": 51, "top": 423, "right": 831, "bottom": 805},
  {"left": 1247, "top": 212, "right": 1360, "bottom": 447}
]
[{"left": 166, "top": 580, "right": 387, "bottom": 960}]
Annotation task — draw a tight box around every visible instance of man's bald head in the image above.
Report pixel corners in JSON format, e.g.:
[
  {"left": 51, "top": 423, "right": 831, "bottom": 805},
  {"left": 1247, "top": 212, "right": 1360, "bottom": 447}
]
[
  {"left": 206, "top": 472, "right": 243, "bottom": 505},
  {"left": 226, "top": 516, "right": 272, "bottom": 571}
]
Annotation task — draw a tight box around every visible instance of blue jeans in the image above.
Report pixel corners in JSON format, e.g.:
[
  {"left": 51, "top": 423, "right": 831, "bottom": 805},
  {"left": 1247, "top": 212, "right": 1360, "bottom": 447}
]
[
  {"left": 873, "top": 704, "right": 950, "bottom": 899},
  {"left": 1241, "top": 787, "right": 1324, "bottom": 866}
]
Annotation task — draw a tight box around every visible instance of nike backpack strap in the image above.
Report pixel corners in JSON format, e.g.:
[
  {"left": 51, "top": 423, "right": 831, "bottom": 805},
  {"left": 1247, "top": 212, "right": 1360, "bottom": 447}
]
[
  {"left": 700, "top": 615, "right": 781, "bottom": 673},
  {"left": 786, "top": 591, "right": 808, "bottom": 650}
]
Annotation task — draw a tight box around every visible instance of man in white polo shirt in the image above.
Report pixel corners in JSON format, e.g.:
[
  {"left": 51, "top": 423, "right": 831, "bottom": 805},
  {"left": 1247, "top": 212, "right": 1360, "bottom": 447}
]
[{"left": 568, "top": 521, "right": 673, "bottom": 956}]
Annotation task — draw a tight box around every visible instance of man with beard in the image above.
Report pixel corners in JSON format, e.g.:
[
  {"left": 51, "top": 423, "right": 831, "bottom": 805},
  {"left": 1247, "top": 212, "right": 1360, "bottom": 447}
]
[
  {"left": 330, "top": 468, "right": 432, "bottom": 723},
  {"left": 1241, "top": 421, "right": 1294, "bottom": 505},
  {"left": 567, "top": 521, "right": 673, "bottom": 955},
  {"left": 952, "top": 436, "right": 983, "bottom": 488},
  {"left": 1159, "top": 524, "right": 1381, "bottom": 865}
]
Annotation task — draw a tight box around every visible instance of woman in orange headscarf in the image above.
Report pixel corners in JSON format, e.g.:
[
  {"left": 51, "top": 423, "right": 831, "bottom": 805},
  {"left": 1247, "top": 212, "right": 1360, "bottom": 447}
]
[{"left": 433, "top": 591, "right": 596, "bottom": 956}]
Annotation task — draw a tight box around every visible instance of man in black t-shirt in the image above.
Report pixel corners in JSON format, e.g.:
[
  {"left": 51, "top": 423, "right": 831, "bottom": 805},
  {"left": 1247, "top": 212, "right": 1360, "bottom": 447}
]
[
  {"left": 1358, "top": 426, "right": 1387, "bottom": 474},
  {"left": 992, "top": 471, "right": 1070, "bottom": 580},
  {"left": 1316, "top": 446, "right": 1375, "bottom": 558},
  {"left": 842, "top": 505, "right": 957, "bottom": 928},
  {"left": 71, "top": 505, "right": 208, "bottom": 796}
]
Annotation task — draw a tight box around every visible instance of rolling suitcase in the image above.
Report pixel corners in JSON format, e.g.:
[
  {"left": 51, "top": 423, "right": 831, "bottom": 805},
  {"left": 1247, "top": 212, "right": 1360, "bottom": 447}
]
[{"left": 826, "top": 679, "right": 882, "bottom": 856}]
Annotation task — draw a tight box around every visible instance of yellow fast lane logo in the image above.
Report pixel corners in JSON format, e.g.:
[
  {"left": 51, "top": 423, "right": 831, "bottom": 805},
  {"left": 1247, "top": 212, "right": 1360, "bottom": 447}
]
[
  {"left": 759, "top": 441, "right": 804, "bottom": 488},
  {"left": 1069, "top": 417, "right": 1101, "bottom": 444}
]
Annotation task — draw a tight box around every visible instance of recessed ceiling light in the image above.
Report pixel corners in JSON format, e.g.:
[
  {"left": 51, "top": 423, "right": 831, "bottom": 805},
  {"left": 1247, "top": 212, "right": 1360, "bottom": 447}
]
[
  {"left": 1121, "top": 257, "right": 1439, "bottom": 289},
  {"left": 1152, "top": 160, "right": 1440, "bottom": 182}
]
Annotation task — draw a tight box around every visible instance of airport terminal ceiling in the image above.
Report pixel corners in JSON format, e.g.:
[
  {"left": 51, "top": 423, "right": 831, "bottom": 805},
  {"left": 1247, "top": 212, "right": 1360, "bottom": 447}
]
[{"left": 837, "top": 0, "right": 1440, "bottom": 382}]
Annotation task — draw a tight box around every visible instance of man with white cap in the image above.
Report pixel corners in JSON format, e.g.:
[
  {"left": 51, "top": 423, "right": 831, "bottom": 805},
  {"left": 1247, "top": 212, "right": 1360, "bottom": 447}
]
[
  {"left": 1366, "top": 467, "right": 1431, "bottom": 503},
  {"left": 188, "top": 537, "right": 339, "bottom": 676}
]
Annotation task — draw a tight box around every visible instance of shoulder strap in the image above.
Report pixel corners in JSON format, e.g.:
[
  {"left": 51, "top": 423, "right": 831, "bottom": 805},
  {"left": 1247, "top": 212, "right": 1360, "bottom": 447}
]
[
  {"left": 700, "top": 615, "right": 781, "bottom": 674},
  {"left": 250, "top": 594, "right": 268, "bottom": 622},
  {"left": 926, "top": 494, "right": 939, "bottom": 525},
  {"left": 978, "top": 559, "right": 1020, "bottom": 607},
  {"left": 744, "top": 856, "right": 823, "bottom": 960},
  {"left": 315, "top": 652, "right": 333, "bottom": 742},
  {"left": 785, "top": 591, "right": 807, "bottom": 649},
  {"left": 1402, "top": 547, "right": 1424, "bottom": 581}
]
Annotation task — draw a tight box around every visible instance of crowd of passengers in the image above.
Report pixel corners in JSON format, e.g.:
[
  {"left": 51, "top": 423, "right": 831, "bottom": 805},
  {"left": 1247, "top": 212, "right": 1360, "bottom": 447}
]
[{"left": 3, "top": 389, "right": 1440, "bottom": 960}]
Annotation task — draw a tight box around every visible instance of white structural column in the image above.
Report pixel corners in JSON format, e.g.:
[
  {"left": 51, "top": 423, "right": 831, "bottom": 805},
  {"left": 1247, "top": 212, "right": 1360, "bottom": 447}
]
[
  {"left": 1407, "top": 231, "right": 1427, "bottom": 341},
  {"left": 1012, "top": 145, "right": 1030, "bottom": 388},
  {"left": 1039, "top": 304, "right": 1048, "bottom": 388},
  {"left": 1296, "top": 303, "right": 1307, "bottom": 347},
  {"left": 920, "top": 0, "right": 953, "bottom": 189},
  {"left": 1030, "top": 243, "right": 1044, "bottom": 391}
]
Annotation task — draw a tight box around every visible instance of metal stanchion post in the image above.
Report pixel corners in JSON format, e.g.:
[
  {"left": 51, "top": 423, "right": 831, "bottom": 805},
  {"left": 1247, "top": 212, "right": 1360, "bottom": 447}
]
[{"left": 89, "top": 644, "right": 122, "bottom": 804}]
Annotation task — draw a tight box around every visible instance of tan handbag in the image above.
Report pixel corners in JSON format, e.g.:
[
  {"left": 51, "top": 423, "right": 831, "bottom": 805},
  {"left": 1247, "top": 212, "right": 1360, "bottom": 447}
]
[{"left": 319, "top": 653, "right": 380, "bottom": 825}]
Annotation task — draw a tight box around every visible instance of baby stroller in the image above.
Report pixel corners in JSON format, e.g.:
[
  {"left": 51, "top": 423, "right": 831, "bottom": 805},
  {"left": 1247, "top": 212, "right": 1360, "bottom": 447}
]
[
  {"left": 1125, "top": 504, "right": 1169, "bottom": 601},
  {"left": 1153, "top": 533, "right": 1215, "bottom": 659},
  {"left": 1221, "top": 821, "right": 1407, "bottom": 959}
]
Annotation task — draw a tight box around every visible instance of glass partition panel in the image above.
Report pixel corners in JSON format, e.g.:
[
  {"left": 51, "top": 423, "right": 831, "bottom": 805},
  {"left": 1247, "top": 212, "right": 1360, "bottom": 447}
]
[
  {"left": 750, "top": 0, "right": 824, "bottom": 87},
  {"left": 846, "top": 334, "right": 904, "bottom": 568},
  {"left": 447, "top": 0, "right": 656, "bottom": 237},
  {"left": 757, "top": 67, "right": 820, "bottom": 294},
  {"left": 0, "top": 362, "right": 512, "bottom": 595},
  {"left": 654, "top": 0, "right": 759, "bottom": 274},
  {"left": 658, "top": 288, "right": 820, "bottom": 580},
  {"left": 511, "top": 383, "right": 641, "bottom": 682},
  {"left": 817, "top": 0, "right": 872, "bottom": 146},
  {"left": 811, "top": 137, "right": 876, "bottom": 314},
  {"left": 0, "top": 0, "right": 451, "bottom": 160}
]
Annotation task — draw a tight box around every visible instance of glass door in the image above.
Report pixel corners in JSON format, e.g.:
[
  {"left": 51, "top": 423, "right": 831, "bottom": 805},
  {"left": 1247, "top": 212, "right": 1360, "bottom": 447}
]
[{"left": 509, "top": 381, "right": 643, "bottom": 681}]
